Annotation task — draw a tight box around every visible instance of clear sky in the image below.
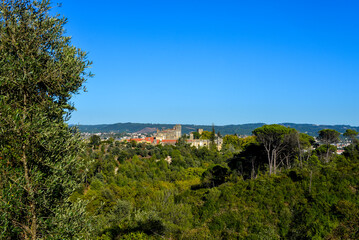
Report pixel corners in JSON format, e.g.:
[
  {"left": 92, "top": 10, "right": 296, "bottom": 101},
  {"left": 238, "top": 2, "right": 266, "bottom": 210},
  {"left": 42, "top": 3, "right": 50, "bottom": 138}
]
[{"left": 58, "top": 0, "right": 359, "bottom": 126}]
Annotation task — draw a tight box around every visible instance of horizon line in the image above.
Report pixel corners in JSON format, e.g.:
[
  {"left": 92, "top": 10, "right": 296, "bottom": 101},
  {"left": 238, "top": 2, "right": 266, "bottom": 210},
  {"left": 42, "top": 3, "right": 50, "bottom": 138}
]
[{"left": 68, "top": 121, "right": 359, "bottom": 128}]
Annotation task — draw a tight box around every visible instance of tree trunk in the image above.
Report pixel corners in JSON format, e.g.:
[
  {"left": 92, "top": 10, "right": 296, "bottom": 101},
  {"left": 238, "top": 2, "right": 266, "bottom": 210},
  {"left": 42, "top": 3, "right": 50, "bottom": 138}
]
[
  {"left": 273, "top": 150, "right": 277, "bottom": 174},
  {"left": 298, "top": 138, "right": 302, "bottom": 168},
  {"left": 326, "top": 144, "right": 330, "bottom": 163},
  {"left": 22, "top": 148, "right": 37, "bottom": 240},
  {"left": 309, "top": 170, "right": 313, "bottom": 193},
  {"left": 251, "top": 157, "right": 256, "bottom": 179},
  {"left": 21, "top": 94, "right": 37, "bottom": 239},
  {"left": 266, "top": 150, "right": 272, "bottom": 175}
]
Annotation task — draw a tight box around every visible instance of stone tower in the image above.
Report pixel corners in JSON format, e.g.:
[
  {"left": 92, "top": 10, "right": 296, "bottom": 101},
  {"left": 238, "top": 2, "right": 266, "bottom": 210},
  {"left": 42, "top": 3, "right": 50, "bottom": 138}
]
[
  {"left": 197, "top": 128, "right": 203, "bottom": 135},
  {"left": 174, "top": 124, "right": 182, "bottom": 139}
]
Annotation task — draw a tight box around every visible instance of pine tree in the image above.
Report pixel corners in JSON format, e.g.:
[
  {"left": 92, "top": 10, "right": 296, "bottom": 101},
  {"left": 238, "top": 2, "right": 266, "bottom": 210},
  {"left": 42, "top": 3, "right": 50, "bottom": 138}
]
[{"left": 0, "top": 0, "right": 92, "bottom": 238}]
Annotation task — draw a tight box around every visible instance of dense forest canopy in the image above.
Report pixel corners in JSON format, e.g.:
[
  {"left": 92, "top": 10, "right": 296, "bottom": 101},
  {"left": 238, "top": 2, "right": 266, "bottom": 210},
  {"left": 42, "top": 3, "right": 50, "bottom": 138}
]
[{"left": 73, "top": 127, "right": 359, "bottom": 239}]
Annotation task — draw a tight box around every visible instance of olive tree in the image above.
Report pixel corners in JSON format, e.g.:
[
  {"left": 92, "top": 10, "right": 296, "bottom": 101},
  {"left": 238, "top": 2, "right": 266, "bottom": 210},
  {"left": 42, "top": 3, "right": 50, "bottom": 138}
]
[{"left": 0, "top": 0, "right": 92, "bottom": 239}]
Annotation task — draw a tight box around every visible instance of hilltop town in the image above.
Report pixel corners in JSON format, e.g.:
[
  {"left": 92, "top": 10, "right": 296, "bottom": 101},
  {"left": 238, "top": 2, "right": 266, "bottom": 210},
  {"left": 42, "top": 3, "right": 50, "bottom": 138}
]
[
  {"left": 81, "top": 124, "right": 353, "bottom": 154},
  {"left": 83, "top": 124, "right": 224, "bottom": 150}
]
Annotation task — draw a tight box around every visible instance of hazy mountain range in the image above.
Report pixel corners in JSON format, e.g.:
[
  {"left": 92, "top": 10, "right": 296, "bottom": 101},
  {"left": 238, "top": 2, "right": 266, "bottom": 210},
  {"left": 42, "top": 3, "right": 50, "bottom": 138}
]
[{"left": 73, "top": 122, "right": 359, "bottom": 137}]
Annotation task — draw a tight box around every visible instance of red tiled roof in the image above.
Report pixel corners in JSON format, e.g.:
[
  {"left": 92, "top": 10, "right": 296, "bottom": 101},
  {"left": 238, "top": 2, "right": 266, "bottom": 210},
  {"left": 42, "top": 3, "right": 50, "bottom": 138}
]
[
  {"left": 161, "top": 140, "right": 177, "bottom": 143},
  {"left": 128, "top": 137, "right": 155, "bottom": 143}
]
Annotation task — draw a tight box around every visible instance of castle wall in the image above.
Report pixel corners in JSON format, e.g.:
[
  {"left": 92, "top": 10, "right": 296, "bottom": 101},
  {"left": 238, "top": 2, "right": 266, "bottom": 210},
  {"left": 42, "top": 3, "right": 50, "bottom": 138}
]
[{"left": 155, "top": 124, "right": 182, "bottom": 140}]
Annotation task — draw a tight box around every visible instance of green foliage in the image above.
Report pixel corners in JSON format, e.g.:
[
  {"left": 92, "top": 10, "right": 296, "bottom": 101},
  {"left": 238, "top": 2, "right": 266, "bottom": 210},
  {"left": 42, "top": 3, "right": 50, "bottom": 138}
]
[
  {"left": 343, "top": 129, "right": 358, "bottom": 139},
  {"left": 228, "top": 141, "right": 267, "bottom": 179},
  {"left": 0, "top": 0, "right": 92, "bottom": 238},
  {"left": 200, "top": 130, "right": 214, "bottom": 140},
  {"left": 343, "top": 140, "right": 359, "bottom": 162},
  {"left": 222, "top": 134, "right": 241, "bottom": 152},
  {"left": 201, "top": 165, "right": 229, "bottom": 188},
  {"left": 318, "top": 129, "right": 340, "bottom": 145},
  {"left": 1, "top": 1, "right": 357, "bottom": 239},
  {"left": 315, "top": 144, "right": 337, "bottom": 162},
  {"left": 253, "top": 124, "right": 298, "bottom": 174},
  {"left": 118, "top": 232, "right": 155, "bottom": 240},
  {"left": 299, "top": 133, "right": 315, "bottom": 148},
  {"left": 318, "top": 129, "right": 341, "bottom": 163},
  {"left": 192, "top": 131, "right": 201, "bottom": 139},
  {"left": 69, "top": 135, "right": 359, "bottom": 239},
  {"left": 90, "top": 135, "right": 102, "bottom": 149}
]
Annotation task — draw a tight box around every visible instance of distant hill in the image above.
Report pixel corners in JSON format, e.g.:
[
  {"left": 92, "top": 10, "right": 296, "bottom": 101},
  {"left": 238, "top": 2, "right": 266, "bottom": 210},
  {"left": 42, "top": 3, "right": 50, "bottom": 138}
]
[{"left": 74, "top": 122, "right": 359, "bottom": 137}]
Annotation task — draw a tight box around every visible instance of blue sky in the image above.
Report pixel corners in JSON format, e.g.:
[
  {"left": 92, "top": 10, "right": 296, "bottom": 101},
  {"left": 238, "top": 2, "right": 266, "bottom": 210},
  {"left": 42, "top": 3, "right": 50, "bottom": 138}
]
[{"left": 59, "top": 0, "right": 359, "bottom": 126}]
